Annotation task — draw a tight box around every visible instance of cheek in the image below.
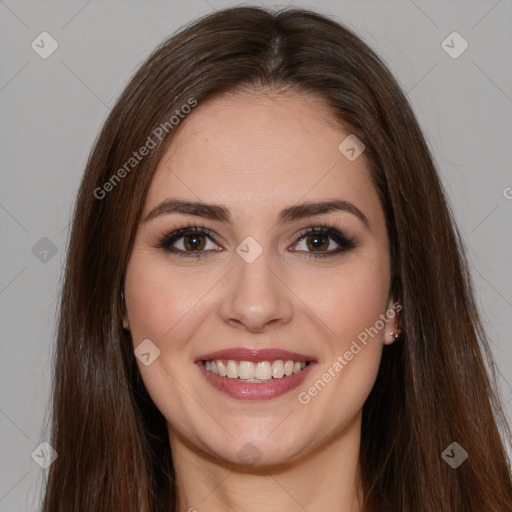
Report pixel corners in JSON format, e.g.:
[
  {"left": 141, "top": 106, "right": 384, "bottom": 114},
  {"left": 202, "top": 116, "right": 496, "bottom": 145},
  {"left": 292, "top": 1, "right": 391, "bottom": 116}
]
[
  {"left": 296, "top": 255, "right": 390, "bottom": 418},
  {"left": 124, "top": 253, "right": 204, "bottom": 347},
  {"left": 314, "top": 258, "right": 390, "bottom": 350},
  {"left": 123, "top": 255, "right": 206, "bottom": 427}
]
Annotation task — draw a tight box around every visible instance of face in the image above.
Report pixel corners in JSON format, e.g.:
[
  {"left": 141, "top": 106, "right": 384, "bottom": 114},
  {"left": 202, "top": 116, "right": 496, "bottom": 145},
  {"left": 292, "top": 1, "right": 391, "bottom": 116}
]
[{"left": 123, "top": 90, "right": 398, "bottom": 467}]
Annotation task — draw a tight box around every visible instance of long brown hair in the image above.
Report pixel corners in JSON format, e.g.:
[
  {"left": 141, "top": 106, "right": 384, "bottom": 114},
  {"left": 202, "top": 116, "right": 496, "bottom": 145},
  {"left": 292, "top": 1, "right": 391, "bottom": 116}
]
[{"left": 42, "top": 6, "right": 512, "bottom": 511}]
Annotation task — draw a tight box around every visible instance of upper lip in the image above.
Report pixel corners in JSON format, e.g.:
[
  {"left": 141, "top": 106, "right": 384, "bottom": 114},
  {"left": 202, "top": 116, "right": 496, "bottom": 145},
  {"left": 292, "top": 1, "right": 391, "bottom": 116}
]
[{"left": 196, "top": 347, "right": 316, "bottom": 363}]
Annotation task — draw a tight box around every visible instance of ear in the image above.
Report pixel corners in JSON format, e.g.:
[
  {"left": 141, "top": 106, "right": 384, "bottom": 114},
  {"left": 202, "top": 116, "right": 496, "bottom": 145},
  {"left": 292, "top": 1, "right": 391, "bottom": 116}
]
[
  {"left": 121, "top": 290, "right": 130, "bottom": 331},
  {"left": 383, "top": 297, "right": 401, "bottom": 345}
]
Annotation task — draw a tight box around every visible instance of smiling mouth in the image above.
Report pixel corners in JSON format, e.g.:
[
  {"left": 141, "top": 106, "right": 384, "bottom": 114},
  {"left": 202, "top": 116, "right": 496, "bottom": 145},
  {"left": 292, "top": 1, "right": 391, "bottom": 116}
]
[{"left": 201, "top": 359, "right": 311, "bottom": 382}]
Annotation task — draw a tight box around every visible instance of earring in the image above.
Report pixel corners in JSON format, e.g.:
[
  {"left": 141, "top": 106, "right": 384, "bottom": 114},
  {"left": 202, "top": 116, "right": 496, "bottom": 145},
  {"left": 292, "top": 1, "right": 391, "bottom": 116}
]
[{"left": 389, "top": 330, "right": 400, "bottom": 340}]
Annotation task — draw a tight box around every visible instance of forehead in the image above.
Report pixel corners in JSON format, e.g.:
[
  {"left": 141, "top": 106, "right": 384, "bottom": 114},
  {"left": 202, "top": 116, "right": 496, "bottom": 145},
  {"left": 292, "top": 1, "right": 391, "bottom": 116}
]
[{"left": 144, "top": 91, "right": 380, "bottom": 224}]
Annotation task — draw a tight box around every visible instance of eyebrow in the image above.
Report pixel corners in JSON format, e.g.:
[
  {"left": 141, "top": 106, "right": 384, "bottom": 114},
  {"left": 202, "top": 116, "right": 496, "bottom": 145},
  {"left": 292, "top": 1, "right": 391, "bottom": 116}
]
[{"left": 142, "top": 198, "right": 371, "bottom": 231}]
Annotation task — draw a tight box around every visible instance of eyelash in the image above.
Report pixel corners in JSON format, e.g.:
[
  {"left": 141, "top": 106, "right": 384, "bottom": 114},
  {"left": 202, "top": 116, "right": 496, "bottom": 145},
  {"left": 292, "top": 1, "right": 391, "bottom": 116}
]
[{"left": 153, "top": 221, "right": 358, "bottom": 260}]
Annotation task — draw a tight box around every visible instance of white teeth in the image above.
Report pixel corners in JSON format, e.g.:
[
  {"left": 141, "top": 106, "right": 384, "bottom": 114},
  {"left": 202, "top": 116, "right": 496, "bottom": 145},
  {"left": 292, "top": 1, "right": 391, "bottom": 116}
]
[
  {"left": 254, "top": 361, "right": 272, "bottom": 380},
  {"left": 272, "top": 360, "right": 285, "bottom": 378},
  {"left": 226, "top": 360, "right": 238, "bottom": 379},
  {"left": 204, "top": 358, "right": 309, "bottom": 381},
  {"left": 239, "top": 361, "right": 255, "bottom": 380},
  {"left": 217, "top": 361, "right": 227, "bottom": 377},
  {"left": 284, "top": 360, "right": 294, "bottom": 376}
]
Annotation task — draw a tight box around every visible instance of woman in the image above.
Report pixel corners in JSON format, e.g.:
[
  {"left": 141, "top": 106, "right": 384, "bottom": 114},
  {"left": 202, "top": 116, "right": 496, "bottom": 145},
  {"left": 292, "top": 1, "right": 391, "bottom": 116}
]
[{"left": 42, "top": 6, "right": 512, "bottom": 511}]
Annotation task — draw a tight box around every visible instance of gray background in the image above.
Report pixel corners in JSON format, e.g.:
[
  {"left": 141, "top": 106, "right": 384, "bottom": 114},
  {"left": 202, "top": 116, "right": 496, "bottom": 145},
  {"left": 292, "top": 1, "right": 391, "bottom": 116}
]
[{"left": 1, "top": 0, "right": 511, "bottom": 509}]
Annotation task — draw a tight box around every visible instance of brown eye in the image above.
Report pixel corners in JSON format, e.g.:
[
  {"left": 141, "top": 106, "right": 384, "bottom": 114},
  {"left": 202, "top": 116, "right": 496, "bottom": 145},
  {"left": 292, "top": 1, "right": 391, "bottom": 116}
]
[
  {"left": 304, "top": 233, "right": 329, "bottom": 252},
  {"left": 292, "top": 226, "right": 357, "bottom": 258},
  {"left": 182, "top": 233, "right": 207, "bottom": 251},
  {"left": 157, "top": 227, "right": 221, "bottom": 257}
]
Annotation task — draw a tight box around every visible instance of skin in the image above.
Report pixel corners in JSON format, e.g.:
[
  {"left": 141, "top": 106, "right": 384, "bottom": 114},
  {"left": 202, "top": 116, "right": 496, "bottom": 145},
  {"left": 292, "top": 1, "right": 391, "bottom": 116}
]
[{"left": 122, "top": 90, "right": 399, "bottom": 512}]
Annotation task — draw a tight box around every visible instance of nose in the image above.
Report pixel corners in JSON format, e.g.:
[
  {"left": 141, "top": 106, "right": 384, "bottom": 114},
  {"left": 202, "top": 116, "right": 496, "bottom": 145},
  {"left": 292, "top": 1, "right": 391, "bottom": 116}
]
[{"left": 218, "top": 249, "right": 294, "bottom": 332}]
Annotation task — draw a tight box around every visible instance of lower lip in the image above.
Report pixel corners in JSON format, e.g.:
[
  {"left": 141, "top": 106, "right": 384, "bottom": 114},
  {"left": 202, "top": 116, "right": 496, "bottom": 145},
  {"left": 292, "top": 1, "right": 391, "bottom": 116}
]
[{"left": 196, "top": 361, "right": 316, "bottom": 400}]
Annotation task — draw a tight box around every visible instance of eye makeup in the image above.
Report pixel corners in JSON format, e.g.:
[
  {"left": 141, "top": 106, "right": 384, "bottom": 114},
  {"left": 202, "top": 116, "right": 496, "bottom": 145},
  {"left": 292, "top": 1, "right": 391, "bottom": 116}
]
[{"left": 151, "top": 220, "right": 359, "bottom": 260}]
